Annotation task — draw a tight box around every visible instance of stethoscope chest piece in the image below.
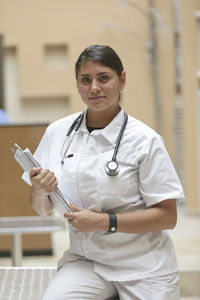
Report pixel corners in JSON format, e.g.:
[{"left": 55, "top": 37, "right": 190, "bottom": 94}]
[{"left": 105, "top": 161, "right": 119, "bottom": 176}]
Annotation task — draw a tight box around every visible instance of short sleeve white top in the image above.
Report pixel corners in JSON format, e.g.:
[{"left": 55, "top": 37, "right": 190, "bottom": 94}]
[{"left": 23, "top": 108, "right": 185, "bottom": 281}]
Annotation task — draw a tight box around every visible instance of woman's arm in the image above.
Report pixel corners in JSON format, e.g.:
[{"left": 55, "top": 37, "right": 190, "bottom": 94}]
[
  {"left": 64, "top": 199, "right": 177, "bottom": 233},
  {"left": 29, "top": 167, "right": 57, "bottom": 216},
  {"left": 117, "top": 198, "right": 177, "bottom": 233}
]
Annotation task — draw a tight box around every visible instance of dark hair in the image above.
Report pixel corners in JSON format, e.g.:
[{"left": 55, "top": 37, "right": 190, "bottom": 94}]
[{"left": 75, "top": 45, "right": 124, "bottom": 79}]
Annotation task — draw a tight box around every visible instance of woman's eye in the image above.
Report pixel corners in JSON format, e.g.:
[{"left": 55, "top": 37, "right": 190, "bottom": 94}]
[
  {"left": 81, "top": 77, "right": 91, "bottom": 84},
  {"left": 99, "top": 75, "right": 109, "bottom": 83}
]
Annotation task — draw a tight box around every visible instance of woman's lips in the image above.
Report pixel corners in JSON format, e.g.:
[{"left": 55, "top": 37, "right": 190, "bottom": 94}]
[{"left": 89, "top": 96, "right": 106, "bottom": 100}]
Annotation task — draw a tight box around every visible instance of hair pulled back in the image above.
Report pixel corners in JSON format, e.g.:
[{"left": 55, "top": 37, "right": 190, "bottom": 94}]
[{"left": 75, "top": 45, "right": 124, "bottom": 79}]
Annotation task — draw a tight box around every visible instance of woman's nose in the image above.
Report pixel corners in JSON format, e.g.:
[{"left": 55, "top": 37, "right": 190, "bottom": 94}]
[{"left": 91, "top": 80, "right": 100, "bottom": 93}]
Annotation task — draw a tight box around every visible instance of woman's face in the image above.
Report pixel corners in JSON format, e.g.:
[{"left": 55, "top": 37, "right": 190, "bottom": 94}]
[{"left": 76, "top": 61, "right": 126, "bottom": 113}]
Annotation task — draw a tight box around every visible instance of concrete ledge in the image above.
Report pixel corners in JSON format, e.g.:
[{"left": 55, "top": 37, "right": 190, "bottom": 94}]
[
  {"left": 180, "top": 270, "right": 200, "bottom": 297},
  {"left": 181, "top": 298, "right": 200, "bottom": 300}
]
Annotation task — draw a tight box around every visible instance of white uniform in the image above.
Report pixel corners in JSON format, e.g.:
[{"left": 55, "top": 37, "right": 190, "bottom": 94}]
[{"left": 23, "top": 108, "right": 184, "bottom": 299}]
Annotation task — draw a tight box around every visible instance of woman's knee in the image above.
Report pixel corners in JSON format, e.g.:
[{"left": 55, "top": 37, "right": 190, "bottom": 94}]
[
  {"left": 42, "top": 286, "right": 113, "bottom": 300},
  {"left": 42, "top": 260, "right": 117, "bottom": 300}
]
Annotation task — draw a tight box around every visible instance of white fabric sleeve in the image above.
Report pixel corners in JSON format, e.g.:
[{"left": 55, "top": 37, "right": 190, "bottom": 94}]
[
  {"left": 21, "top": 127, "right": 50, "bottom": 186},
  {"left": 138, "top": 135, "right": 185, "bottom": 207}
]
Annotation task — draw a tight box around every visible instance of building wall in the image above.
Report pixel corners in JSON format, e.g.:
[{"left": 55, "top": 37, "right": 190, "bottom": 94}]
[
  {"left": 0, "top": 0, "right": 155, "bottom": 125},
  {"left": 180, "top": 0, "right": 200, "bottom": 214},
  {"left": 0, "top": 0, "right": 200, "bottom": 214}
]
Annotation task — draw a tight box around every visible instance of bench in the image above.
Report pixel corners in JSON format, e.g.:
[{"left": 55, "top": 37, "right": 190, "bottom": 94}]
[
  {"left": 0, "top": 267, "right": 56, "bottom": 300},
  {"left": 0, "top": 267, "right": 120, "bottom": 300},
  {"left": 0, "top": 216, "right": 66, "bottom": 266}
]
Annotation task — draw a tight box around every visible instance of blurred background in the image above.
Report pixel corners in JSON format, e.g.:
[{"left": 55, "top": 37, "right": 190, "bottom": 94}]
[{"left": 0, "top": 0, "right": 200, "bottom": 299}]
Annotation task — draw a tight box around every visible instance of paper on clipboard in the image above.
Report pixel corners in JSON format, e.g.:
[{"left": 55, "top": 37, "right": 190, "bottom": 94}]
[{"left": 12, "top": 143, "right": 73, "bottom": 216}]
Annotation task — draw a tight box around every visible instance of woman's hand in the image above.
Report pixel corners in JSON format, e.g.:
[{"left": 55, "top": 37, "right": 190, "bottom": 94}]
[
  {"left": 29, "top": 167, "right": 56, "bottom": 215},
  {"left": 30, "top": 167, "right": 58, "bottom": 196},
  {"left": 64, "top": 203, "right": 109, "bottom": 233}
]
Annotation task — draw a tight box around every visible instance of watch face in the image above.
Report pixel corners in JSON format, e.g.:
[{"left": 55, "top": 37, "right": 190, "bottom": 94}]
[{"left": 111, "top": 226, "right": 116, "bottom": 232}]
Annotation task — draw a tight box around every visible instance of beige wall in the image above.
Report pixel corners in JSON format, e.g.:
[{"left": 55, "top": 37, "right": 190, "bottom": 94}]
[
  {"left": 154, "top": 1, "right": 176, "bottom": 156},
  {"left": 0, "top": 0, "right": 155, "bottom": 124},
  {"left": 0, "top": 0, "right": 200, "bottom": 214},
  {"left": 180, "top": 0, "right": 200, "bottom": 213}
]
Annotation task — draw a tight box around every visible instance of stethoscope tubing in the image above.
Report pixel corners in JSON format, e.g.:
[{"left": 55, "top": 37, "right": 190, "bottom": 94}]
[
  {"left": 66, "top": 112, "right": 84, "bottom": 137},
  {"left": 60, "top": 113, "right": 84, "bottom": 164},
  {"left": 111, "top": 112, "right": 128, "bottom": 162},
  {"left": 60, "top": 111, "right": 128, "bottom": 176}
]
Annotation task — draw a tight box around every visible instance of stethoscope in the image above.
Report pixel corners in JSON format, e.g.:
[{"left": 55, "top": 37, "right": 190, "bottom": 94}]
[{"left": 60, "top": 111, "right": 128, "bottom": 176}]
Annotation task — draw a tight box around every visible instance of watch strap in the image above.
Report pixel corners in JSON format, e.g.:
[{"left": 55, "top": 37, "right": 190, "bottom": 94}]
[{"left": 108, "top": 213, "right": 117, "bottom": 233}]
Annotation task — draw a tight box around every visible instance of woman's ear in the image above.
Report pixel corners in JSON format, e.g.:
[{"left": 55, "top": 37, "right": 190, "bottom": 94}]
[{"left": 120, "top": 70, "right": 126, "bottom": 91}]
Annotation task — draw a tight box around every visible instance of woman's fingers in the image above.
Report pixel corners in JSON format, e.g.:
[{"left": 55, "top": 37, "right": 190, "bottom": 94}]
[
  {"left": 30, "top": 168, "right": 58, "bottom": 194},
  {"left": 30, "top": 167, "right": 42, "bottom": 177},
  {"left": 40, "top": 170, "right": 58, "bottom": 193}
]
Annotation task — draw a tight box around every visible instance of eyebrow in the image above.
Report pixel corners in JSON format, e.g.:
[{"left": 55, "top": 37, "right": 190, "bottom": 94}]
[{"left": 80, "top": 72, "right": 112, "bottom": 77}]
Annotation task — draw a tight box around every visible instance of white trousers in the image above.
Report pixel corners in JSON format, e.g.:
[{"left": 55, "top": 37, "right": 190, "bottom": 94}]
[{"left": 42, "top": 260, "right": 180, "bottom": 300}]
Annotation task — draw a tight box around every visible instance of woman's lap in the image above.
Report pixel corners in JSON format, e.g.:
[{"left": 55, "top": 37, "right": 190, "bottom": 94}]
[
  {"left": 42, "top": 260, "right": 117, "bottom": 300},
  {"left": 42, "top": 260, "right": 179, "bottom": 300},
  {"left": 114, "top": 272, "right": 180, "bottom": 300}
]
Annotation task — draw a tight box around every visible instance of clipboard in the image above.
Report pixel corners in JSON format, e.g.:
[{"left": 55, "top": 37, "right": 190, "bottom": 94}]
[{"left": 12, "top": 143, "right": 73, "bottom": 215}]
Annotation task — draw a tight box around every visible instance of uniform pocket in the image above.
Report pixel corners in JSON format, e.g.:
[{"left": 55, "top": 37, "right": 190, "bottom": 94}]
[
  {"left": 147, "top": 272, "right": 180, "bottom": 300},
  {"left": 96, "top": 158, "right": 138, "bottom": 195},
  {"left": 101, "top": 232, "right": 153, "bottom": 270},
  {"left": 96, "top": 171, "right": 130, "bottom": 195}
]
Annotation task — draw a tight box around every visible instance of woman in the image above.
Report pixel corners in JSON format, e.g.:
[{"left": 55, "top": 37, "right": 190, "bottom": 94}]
[{"left": 26, "top": 45, "right": 184, "bottom": 299}]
